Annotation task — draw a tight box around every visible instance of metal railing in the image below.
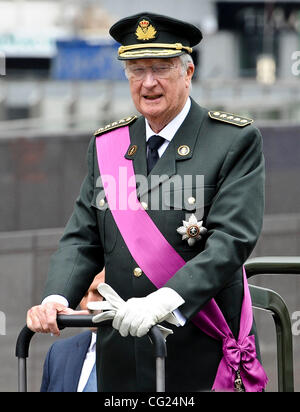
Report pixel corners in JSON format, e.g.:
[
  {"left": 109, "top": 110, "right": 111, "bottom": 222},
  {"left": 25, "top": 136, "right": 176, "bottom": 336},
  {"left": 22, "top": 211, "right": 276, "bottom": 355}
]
[
  {"left": 15, "top": 316, "right": 167, "bottom": 393},
  {"left": 245, "top": 256, "right": 300, "bottom": 392},
  {"left": 1, "top": 78, "right": 300, "bottom": 137}
]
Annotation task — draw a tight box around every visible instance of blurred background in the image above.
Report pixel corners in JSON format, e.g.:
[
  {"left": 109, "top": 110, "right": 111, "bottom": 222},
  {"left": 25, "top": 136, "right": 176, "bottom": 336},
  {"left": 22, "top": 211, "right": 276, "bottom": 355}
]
[{"left": 0, "top": 0, "right": 299, "bottom": 392}]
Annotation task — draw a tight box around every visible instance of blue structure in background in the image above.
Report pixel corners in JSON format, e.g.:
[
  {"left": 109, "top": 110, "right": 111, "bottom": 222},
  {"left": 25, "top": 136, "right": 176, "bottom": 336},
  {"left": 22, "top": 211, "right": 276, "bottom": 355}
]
[{"left": 52, "top": 39, "right": 126, "bottom": 80}]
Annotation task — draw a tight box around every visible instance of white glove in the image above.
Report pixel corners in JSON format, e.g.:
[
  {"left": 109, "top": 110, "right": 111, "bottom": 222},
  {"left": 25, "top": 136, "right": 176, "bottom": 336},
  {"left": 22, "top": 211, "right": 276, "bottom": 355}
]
[{"left": 88, "top": 283, "right": 185, "bottom": 339}]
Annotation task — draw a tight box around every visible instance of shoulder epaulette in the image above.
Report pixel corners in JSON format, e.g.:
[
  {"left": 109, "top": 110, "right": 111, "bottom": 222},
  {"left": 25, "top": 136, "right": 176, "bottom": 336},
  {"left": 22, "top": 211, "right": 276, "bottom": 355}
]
[
  {"left": 94, "top": 115, "right": 138, "bottom": 136},
  {"left": 208, "top": 111, "right": 253, "bottom": 127}
]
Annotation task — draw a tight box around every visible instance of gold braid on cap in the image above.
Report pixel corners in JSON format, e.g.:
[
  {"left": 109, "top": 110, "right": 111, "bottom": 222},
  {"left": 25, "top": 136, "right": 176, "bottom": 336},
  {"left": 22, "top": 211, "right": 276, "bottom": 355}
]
[{"left": 118, "top": 42, "right": 193, "bottom": 56}]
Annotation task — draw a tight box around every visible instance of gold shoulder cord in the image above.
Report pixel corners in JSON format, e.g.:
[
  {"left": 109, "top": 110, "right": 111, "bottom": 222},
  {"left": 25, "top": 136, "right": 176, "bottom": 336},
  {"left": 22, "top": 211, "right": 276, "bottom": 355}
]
[{"left": 118, "top": 43, "right": 193, "bottom": 56}]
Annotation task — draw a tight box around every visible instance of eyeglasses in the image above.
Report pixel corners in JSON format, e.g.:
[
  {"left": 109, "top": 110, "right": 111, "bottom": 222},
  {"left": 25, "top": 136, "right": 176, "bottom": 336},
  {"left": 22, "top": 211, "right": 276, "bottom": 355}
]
[{"left": 126, "top": 64, "right": 178, "bottom": 81}]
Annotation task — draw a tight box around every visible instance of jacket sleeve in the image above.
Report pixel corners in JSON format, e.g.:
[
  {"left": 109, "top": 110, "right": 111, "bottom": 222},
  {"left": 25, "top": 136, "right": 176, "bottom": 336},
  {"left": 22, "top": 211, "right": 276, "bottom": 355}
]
[
  {"left": 42, "top": 136, "right": 104, "bottom": 309},
  {"left": 165, "top": 125, "right": 265, "bottom": 320}
]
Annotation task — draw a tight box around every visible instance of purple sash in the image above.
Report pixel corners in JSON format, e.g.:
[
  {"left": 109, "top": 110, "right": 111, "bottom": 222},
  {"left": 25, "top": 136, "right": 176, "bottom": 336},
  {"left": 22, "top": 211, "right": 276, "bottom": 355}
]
[{"left": 95, "top": 126, "right": 268, "bottom": 392}]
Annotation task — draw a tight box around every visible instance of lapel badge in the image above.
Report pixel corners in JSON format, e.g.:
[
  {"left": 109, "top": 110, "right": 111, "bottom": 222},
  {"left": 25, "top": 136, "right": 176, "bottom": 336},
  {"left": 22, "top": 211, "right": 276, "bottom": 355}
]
[
  {"left": 177, "top": 214, "right": 207, "bottom": 247},
  {"left": 136, "top": 19, "right": 157, "bottom": 41},
  {"left": 127, "top": 145, "right": 138, "bottom": 157},
  {"left": 177, "top": 145, "right": 190, "bottom": 157}
]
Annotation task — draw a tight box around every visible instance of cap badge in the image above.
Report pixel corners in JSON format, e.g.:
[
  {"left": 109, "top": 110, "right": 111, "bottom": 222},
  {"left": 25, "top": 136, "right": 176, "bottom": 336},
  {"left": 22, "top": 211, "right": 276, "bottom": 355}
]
[{"left": 136, "top": 19, "right": 157, "bottom": 41}]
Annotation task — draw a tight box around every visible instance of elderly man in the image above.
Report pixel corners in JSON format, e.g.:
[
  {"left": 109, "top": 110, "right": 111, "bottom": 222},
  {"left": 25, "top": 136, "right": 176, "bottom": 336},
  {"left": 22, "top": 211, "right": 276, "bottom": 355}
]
[{"left": 27, "top": 12, "right": 267, "bottom": 392}]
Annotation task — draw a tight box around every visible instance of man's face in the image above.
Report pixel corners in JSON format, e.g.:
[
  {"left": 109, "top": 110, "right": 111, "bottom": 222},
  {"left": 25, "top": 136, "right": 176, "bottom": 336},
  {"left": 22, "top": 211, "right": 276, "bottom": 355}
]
[
  {"left": 80, "top": 271, "right": 105, "bottom": 311},
  {"left": 126, "top": 57, "right": 194, "bottom": 129}
]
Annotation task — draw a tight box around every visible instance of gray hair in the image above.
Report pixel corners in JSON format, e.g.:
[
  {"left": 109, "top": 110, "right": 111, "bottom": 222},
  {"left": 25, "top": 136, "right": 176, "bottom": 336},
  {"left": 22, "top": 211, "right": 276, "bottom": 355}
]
[
  {"left": 179, "top": 54, "right": 194, "bottom": 90},
  {"left": 179, "top": 53, "right": 194, "bottom": 74}
]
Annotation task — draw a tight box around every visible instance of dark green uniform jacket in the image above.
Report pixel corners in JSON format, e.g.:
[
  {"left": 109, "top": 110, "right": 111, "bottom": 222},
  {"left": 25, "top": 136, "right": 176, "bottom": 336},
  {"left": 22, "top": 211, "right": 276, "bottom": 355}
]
[{"left": 44, "top": 99, "right": 265, "bottom": 392}]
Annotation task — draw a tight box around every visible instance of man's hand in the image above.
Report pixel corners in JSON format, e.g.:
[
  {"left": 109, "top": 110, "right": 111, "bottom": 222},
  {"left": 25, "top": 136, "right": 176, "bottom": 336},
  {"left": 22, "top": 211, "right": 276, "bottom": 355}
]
[
  {"left": 26, "top": 303, "right": 88, "bottom": 336},
  {"left": 113, "top": 287, "right": 184, "bottom": 337}
]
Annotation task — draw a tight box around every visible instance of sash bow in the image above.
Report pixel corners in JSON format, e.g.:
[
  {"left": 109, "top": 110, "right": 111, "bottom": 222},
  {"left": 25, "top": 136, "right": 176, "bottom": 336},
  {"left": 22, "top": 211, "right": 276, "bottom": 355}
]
[
  {"left": 212, "top": 334, "right": 268, "bottom": 392},
  {"left": 223, "top": 335, "right": 256, "bottom": 371}
]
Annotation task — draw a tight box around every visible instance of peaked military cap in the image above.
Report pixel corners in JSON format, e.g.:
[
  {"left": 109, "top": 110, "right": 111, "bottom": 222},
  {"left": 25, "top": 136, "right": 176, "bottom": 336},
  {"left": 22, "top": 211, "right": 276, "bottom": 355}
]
[{"left": 109, "top": 11, "right": 202, "bottom": 60}]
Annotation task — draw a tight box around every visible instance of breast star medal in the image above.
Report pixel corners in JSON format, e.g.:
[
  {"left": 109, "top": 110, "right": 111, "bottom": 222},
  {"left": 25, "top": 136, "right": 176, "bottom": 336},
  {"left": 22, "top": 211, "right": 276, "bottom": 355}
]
[
  {"left": 136, "top": 19, "right": 157, "bottom": 41},
  {"left": 177, "top": 214, "right": 207, "bottom": 246}
]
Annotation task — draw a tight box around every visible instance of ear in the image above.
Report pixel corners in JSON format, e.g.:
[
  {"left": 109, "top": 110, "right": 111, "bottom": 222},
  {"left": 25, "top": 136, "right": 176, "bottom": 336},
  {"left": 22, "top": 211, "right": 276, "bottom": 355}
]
[{"left": 185, "top": 63, "right": 195, "bottom": 87}]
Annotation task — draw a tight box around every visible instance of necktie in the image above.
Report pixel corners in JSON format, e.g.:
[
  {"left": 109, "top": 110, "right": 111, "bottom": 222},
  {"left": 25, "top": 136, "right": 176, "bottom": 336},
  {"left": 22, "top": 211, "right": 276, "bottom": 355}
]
[
  {"left": 147, "top": 135, "right": 165, "bottom": 174},
  {"left": 82, "top": 363, "right": 97, "bottom": 392}
]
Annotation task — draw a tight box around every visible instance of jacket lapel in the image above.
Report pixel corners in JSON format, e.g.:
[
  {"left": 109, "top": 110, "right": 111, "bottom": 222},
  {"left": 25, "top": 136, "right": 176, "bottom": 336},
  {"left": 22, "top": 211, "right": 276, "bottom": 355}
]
[
  {"left": 172, "top": 98, "right": 206, "bottom": 162},
  {"left": 63, "top": 331, "right": 92, "bottom": 392},
  {"left": 124, "top": 116, "right": 147, "bottom": 177}
]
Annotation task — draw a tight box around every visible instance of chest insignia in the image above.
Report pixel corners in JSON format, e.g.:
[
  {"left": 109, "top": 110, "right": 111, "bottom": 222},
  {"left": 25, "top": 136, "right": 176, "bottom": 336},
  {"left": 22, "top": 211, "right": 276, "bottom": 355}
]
[{"left": 177, "top": 214, "right": 207, "bottom": 247}]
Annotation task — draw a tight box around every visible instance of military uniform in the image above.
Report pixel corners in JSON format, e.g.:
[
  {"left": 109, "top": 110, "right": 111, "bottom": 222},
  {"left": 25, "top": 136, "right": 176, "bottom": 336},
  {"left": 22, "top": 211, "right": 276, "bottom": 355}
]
[
  {"left": 44, "top": 99, "right": 264, "bottom": 391},
  {"left": 43, "top": 13, "right": 265, "bottom": 391}
]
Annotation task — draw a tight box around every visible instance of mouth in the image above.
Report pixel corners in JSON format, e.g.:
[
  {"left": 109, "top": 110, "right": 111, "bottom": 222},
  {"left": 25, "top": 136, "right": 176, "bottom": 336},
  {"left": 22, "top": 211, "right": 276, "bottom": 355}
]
[{"left": 143, "top": 94, "right": 163, "bottom": 102}]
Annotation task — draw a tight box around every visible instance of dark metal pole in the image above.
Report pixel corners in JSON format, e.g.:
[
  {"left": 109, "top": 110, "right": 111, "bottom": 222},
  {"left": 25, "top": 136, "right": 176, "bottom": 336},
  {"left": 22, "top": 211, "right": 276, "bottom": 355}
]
[{"left": 16, "top": 315, "right": 167, "bottom": 392}]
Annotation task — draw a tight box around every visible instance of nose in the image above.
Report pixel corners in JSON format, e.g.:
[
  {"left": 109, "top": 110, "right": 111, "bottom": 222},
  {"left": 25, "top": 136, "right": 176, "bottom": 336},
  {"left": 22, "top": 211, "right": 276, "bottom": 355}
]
[{"left": 142, "top": 69, "right": 158, "bottom": 87}]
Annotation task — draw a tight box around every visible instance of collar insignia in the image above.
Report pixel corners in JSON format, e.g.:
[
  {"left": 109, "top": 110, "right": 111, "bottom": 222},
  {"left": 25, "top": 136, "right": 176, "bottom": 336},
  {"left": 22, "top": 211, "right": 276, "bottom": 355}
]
[
  {"left": 127, "top": 145, "right": 138, "bottom": 157},
  {"left": 177, "top": 145, "right": 191, "bottom": 157}
]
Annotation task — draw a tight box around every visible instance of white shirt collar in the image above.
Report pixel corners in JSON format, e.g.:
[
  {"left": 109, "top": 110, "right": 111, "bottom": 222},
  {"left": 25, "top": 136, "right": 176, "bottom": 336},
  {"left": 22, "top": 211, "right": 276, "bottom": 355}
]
[
  {"left": 88, "top": 332, "right": 97, "bottom": 353},
  {"left": 145, "top": 97, "right": 191, "bottom": 142}
]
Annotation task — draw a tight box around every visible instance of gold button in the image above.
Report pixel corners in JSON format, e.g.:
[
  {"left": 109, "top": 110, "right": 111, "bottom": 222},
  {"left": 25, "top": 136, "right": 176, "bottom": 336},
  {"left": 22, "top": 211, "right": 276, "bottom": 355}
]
[
  {"left": 133, "top": 267, "right": 143, "bottom": 278},
  {"left": 187, "top": 196, "right": 196, "bottom": 205},
  {"left": 141, "top": 201, "right": 148, "bottom": 210},
  {"left": 98, "top": 199, "right": 105, "bottom": 207}
]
